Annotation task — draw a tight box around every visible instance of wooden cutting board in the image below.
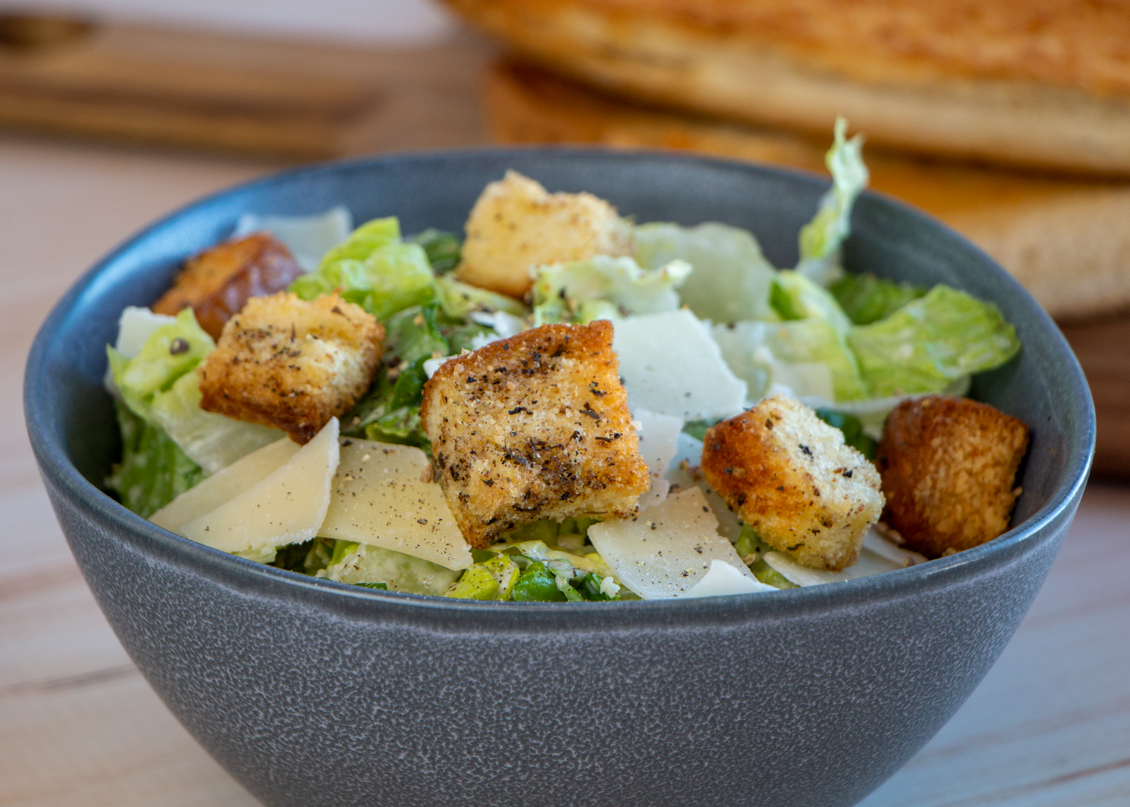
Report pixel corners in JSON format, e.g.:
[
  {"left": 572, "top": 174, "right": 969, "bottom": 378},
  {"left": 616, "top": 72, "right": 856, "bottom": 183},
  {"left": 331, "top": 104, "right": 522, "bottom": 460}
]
[{"left": 0, "top": 12, "right": 490, "bottom": 158}]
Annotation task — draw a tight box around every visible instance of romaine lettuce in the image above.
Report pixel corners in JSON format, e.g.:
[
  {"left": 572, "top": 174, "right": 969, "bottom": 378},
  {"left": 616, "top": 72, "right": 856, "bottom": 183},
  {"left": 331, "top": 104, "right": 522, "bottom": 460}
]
[
  {"left": 770, "top": 270, "right": 853, "bottom": 334},
  {"left": 634, "top": 221, "right": 776, "bottom": 323},
  {"left": 829, "top": 272, "right": 926, "bottom": 325},
  {"left": 320, "top": 542, "right": 460, "bottom": 596},
  {"left": 289, "top": 216, "right": 437, "bottom": 321},
  {"left": 530, "top": 255, "right": 690, "bottom": 326},
  {"left": 106, "top": 401, "right": 205, "bottom": 518},
  {"left": 848, "top": 285, "right": 1021, "bottom": 397},
  {"left": 796, "top": 117, "right": 869, "bottom": 286}
]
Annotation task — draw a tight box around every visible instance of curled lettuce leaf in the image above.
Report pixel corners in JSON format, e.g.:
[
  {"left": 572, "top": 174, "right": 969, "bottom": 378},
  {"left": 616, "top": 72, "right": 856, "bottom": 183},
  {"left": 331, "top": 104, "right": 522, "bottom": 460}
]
[
  {"left": 289, "top": 216, "right": 437, "bottom": 321},
  {"left": 107, "top": 308, "right": 214, "bottom": 421},
  {"left": 634, "top": 222, "right": 775, "bottom": 323},
  {"left": 830, "top": 272, "right": 927, "bottom": 326},
  {"left": 319, "top": 542, "right": 459, "bottom": 596},
  {"left": 531, "top": 255, "right": 691, "bottom": 326},
  {"left": 713, "top": 319, "right": 867, "bottom": 402},
  {"left": 796, "top": 118, "right": 869, "bottom": 286},
  {"left": 848, "top": 286, "right": 1020, "bottom": 397},
  {"left": 436, "top": 274, "right": 528, "bottom": 319},
  {"left": 409, "top": 228, "right": 461, "bottom": 275},
  {"left": 770, "top": 270, "right": 853, "bottom": 335},
  {"left": 106, "top": 401, "right": 205, "bottom": 518}
]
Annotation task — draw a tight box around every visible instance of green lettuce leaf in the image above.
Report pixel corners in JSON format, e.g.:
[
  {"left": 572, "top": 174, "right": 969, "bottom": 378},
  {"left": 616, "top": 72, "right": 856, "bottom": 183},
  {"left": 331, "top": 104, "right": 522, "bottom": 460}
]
[
  {"left": 289, "top": 216, "right": 437, "bottom": 321},
  {"left": 830, "top": 272, "right": 927, "bottom": 325},
  {"left": 149, "top": 373, "right": 282, "bottom": 474},
  {"left": 435, "top": 274, "right": 528, "bottom": 319},
  {"left": 634, "top": 221, "right": 776, "bottom": 323},
  {"left": 770, "top": 270, "right": 853, "bottom": 335},
  {"left": 713, "top": 320, "right": 867, "bottom": 402},
  {"left": 530, "top": 255, "right": 691, "bottom": 326},
  {"left": 320, "top": 542, "right": 460, "bottom": 596},
  {"left": 796, "top": 118, "right": 869, "bottom": 286},
  {"left": 106, "top": 401, "right": 205, "bottom": 518},
  {"left": 848, "top": 285, "right": 1021, "bottom": 397},
  {"left": 108, "top": 308, "right": 214, "bottom": 421},
  {"left": 408, "top": 228, "right": 461, "bottom": 275}
]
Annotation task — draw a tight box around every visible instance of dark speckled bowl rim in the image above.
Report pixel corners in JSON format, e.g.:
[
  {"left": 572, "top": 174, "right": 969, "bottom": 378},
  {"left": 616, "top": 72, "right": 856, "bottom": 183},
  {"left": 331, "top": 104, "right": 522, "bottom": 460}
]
[{"left": 25, "top": 146, "right": 1096, "bottom": 631}]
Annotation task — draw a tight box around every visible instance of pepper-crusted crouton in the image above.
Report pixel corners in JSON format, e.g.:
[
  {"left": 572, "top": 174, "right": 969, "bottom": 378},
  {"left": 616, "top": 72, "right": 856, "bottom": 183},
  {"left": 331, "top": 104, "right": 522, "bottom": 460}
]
[
  {"left": 455, "top": 170, "right": 633, "bottom": 299},
  {"left": 877, "top": 396, "right": 1029, "bottom": 558},
  {"left": 153, "top": 233, "right": 305, "bottom": 339},
  {"left": 702, "top": 395, "right": 884, "bottom": 572},
  {"left": 420, "top": 320, "right": 650, "bottom": 548},
  {"left": 197, "top": 292, "right": 383, "bottom": 444}
]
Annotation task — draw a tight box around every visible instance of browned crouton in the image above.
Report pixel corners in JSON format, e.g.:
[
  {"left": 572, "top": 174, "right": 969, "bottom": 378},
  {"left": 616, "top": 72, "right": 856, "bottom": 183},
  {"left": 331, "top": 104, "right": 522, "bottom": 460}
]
[
  {"left": 197, "top": 292, "right": 383, "bottom": 444},
  {"left": 153, "top": 233, "right": 305, "bottom": 339},
  {"left": 877, "top": 396, "right": 1029, "bottom": 558},
  {"left": 456, "top": 170, "right": 632, "bottom": 299},
  {"left": 419, "top": 320, "right": 650, "bottom": 548},
  {"left": 702, "top": 395, "right": 884, "bottom": 571}
]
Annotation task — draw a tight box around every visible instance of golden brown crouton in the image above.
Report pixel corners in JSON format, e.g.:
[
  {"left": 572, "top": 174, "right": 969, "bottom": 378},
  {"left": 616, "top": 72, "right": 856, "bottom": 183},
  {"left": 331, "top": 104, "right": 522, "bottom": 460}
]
[
  {"left": 702, "top": 395, "right": 884, "bottom": 572},
  {"left": 197, "top": 292, "right": 383, "bottom": 444},
  {"left": 876, "top": 396, "right": 1029, "bottom": 558},
  {"left": 153, "top": 233, "right": 305, "bottom": 339},
  {"left": 420, "top": 320, "right": 650, "bottom": 548},
  {"left": 455, "top": 170, "right": 632, "bottom": 299}
]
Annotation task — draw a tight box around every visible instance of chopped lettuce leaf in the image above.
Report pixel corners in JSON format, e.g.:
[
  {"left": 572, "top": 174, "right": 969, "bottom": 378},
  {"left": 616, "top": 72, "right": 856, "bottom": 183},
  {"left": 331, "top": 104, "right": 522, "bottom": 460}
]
[
  {"left": 149, "top": 373, "right": 284, "bottom": 474},
  {"left": 436, "top": 274, "right": 528, "bottom": 319},
  {"left": 289, "top": 216, "right": 437, "bottom": 321},
  {"left": 409, "top": 228, "right": 461, "bottom": 275},
  {"left": 829, "top": 272, "right": 926, "bottom": 326},
  {"left": 106, "top": 401, "right": 205, "bottom": 518},
  {"left": 848, "top": 285, "right": 1021, "bottom": 397},
  {"left": 796, "top": 118, "right": 869, "bottom": 286},
  {"left": 813, "top": 408, "right": 877, "bottom": 460},
  {"left": 531, "top": 255, "right": 691, "bottom": 326},
  {"left": 233, "top": 206, "right": 352, "bottom": 272},
  {"left": 634, "top": 222, "right": 776, "bottom": 322},
  {"left": 712, "top": 320, "right": 866, "bottom": 402},
  {"left": 108, "top": 308, "right": 214, "bottom": 421},
  {"left": 444, "top": 554, "right": 520, "bottom": 600},
  {"left": 770, "top": 270, "right": 853, "bottom": 335},
  {"left": 342, "top": 304, "right": 450, "bottom": 446},
  {"left": 320, "top": 543, "right": 460, "bottom": 596}
]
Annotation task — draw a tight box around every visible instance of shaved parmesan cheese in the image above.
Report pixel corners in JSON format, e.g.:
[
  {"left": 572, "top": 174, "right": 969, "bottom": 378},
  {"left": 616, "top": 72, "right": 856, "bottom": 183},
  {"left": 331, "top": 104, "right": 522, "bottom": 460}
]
[
  {"left": 151, "top": 437, "right": 300, "bottom": 533},
  {"left": 863, "top": 528, "right": 928, "bottom": 567},
  {"left": 233, "top": 206, "right": 352, "bottom": 272},
  {"left": 182, "top": 418, "right": 340, "bottom": 553},
  {"left": 612, "top": 309, "right": 747, "bottom": 420},
  {"left": 634, "top": 408, "right": 683, "bottom": 510},
  {"left": 588, "top": 487, "right": 758, "bottom": 599},
  {"left": 115, "top": 307, "right": 177, "bottom": 358},
  {"left": 763, "top": 545, "right": 902, "bottom": 587},
  {"left": 319, "top": 439, "right": 473, "bottom": 570},
  {"left": 665, "top": 432, "right": 743, "bottom": 542},
  {"left": 685, "top": 559, "right": 774, "bottom": 598}
]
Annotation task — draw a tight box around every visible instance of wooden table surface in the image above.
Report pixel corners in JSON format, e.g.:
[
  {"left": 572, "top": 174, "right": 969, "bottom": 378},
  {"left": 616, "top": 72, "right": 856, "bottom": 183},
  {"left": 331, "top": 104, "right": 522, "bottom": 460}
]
[{"left": 1, "top": 128, "right": 1128, "bottom": 807}]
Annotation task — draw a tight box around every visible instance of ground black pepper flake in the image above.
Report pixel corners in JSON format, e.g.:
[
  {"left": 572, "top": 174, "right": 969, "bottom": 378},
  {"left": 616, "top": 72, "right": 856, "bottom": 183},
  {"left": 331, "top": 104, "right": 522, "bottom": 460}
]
[{"left": 169, "top": 338, "right": 190, "bottom": 355}]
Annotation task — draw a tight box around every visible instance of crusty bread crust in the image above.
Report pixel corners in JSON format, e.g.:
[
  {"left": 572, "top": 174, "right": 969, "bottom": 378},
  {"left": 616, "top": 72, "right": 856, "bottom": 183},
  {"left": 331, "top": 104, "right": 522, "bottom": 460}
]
[
  {"left": 702, "top": 395, "right": 884, "bottom": 572},
  {"left": 448, "top": 0, "right": 1130, "bottom": 175},
  {"left": 420, "top": 320, "right": 649, "bottom": 548},
  {"left": 486, "top": 60, "right": 1130, "bottom": 322},
  {"left": 153, "top": 233, "right": 304, "bottom": 339},
  {"left": 197, "top": 292, "right": 384, "bottom": 444},
  {"left": 876, "top": 396, "right": 1029, "bottom": 558}
]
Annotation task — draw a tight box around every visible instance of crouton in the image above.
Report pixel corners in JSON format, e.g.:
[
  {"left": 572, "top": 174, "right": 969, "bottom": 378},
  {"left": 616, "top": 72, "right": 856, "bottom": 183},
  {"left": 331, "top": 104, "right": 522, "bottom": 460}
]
[
  {"left": 197, "top": 292, "right": 383, "bottom": 444},
  {"left": 701, "top": 395, "right": 884, "bottom": 572},
  {"left": 877, "top": 396, "right": 1029, "bottom": 558},
  {"left": 420, "top": 320, "right": 650, "bottom": 548},
  {"left": 456, "top": 170, "right": 632, "bottom": 299},
  {"left": 153, "top": 233, "right": 305, "bottom": 339}
]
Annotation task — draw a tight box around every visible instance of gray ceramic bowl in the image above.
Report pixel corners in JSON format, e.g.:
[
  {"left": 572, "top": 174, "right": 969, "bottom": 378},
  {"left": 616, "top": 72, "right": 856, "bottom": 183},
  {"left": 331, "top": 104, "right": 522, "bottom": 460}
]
[{"left": 26, "top": 149, "right": 1094, "bottom": 807}]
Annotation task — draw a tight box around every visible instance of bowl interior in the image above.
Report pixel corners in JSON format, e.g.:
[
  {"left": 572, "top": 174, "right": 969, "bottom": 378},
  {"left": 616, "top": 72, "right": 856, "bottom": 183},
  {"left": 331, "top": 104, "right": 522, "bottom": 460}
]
[{"left": 27, "top": 148, "right": 1094, "bottom": 587}]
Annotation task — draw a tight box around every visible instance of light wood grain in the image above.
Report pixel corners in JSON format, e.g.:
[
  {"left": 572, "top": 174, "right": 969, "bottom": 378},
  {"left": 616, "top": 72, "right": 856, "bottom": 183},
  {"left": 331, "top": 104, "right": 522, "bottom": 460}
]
[
  {"left": 0, "top": 18, "right": 489, "bottom": 158},
  {"left": 1, "top": 116, "right": 1128, "bottom": 807}
]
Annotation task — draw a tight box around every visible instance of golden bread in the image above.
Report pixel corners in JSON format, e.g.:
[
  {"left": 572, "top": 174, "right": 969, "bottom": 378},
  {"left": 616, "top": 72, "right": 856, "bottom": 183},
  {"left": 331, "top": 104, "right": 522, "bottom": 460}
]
[
  {"left": 487, "top": 60, "right": 1130, "bottom": 321},
  {"left": 447, "top": 0, "right": 1130, "bottom": 176}
]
